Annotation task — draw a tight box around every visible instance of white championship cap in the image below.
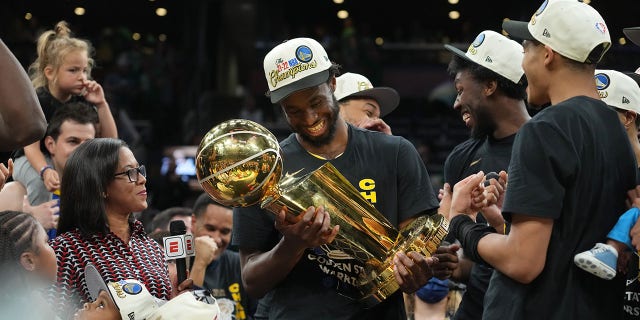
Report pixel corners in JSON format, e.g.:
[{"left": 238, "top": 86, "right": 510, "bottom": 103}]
[
  {"left": 85, "top": 264, "right": 159, "bottom": 319},
  {"left": 263, "top": 37, "right": 332, "bottom": 103},
  {"left": 85, "top": 264, "right": 221, "bottom": 320},
  {"left": 334, "top": 72, "right": 400, "bottom": 117},
  {"left": 444, "top": 30, "right": 525, "bottom": 84},
  {"left": 502, "top": 0, "right": 610, "bottom": 64},
  {"left": 595, "top": 69, "right": 640, "bottom": 114}
]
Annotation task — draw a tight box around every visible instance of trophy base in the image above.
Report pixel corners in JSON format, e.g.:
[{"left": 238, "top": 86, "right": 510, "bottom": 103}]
[{"left": 358, "top": 214, "right": 449, "bottom": 308}]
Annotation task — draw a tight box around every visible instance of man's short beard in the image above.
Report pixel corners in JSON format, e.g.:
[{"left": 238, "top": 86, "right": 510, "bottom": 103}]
[
  {"left": 470, "top": 108, "right": 496, "bottom": 139},
  {"left": 293, "top": 96, "right": 340, "bottom": 148}
]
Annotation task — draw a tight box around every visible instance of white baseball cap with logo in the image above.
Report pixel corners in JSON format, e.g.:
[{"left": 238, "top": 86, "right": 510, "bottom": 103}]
[
  {"left": 595, "top": 69, "right": 640, "bottom": 114},
  {"left": 85, "top": 264, "right": 221, "bottom": 320},
  {"left": 502, "top": 0, "right": 610, "bottom": 64},
  {"left": 263, "top": 37, "right": 332, "bottom": 103},
  {"left": 444, "top": 30, "right": 525, "bottom": 84},
  {"left": 334, "top": 72, "right": 400, "bottom": 117},
  {"left": 85, "top": 264, "right": 159, "bottom": 319}
]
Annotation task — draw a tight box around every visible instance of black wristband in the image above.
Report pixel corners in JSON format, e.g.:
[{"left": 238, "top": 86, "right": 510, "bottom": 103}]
[{"left": 450, "top": 215, "right": 496, "bottom": 266}]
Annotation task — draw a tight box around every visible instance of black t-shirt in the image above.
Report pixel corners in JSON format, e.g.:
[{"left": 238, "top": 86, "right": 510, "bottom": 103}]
[
  {"left": 625, "top": 254, "right": 640, "bottom": 319},
  {"left": 485, "top": 96, "right": 637, "bottom": 319},
  {"left": 443, "top": 134, "right": 515, "bottom": 320},
  {"left": 622, "top": 168, "right": 640, "bottom": 319},
  {"left": 232, "top": 124, "right": 439, "bottom": 320},
  {"left": 199, "top": 250, "right": 256, "bottom": 320}
]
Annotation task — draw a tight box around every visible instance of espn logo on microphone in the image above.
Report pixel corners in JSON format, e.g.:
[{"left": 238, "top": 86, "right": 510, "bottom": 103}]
[{"left": 163, "top": 234, "right": 195, "bottom": 259}]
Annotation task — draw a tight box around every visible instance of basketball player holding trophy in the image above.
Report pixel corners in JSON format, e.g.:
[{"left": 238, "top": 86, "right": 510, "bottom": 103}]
[{"left": 196, "top": 38, "right": 457, "bottom": 319}]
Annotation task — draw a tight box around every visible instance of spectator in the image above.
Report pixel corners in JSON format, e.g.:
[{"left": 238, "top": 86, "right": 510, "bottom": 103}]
[
  {"left": 14, "top": 20, "right": 117, "bottom": 207},
  {"left": 47, "top": 138, "right": 172, "bottom": 319},
  {"left": 190, "top": 192, "right": 256, "bottom": 320},
  {"left": 150, "top": 206, "right": 193, "bottom": 233},
  {"left": 0, "top": 210, "right": 58, "bottom": 320}
]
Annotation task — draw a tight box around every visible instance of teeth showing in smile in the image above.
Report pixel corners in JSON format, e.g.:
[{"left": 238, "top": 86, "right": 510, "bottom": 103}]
[{"left": 308, "top": 120, "right": 325, "bottom": 134}]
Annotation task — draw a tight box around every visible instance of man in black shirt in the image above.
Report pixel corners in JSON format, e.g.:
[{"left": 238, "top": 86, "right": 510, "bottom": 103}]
[
  {"left": 449, "top": 1, "right": 637, "bottom": 319},
  {"left": 442, "top": 30, "right": 529, "bottom": 320},
  {"left": 232, "top": 37, "right": 445, "bottom": 319}
]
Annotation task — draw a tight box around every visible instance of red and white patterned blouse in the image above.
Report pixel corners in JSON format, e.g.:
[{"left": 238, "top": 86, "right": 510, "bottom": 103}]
[{"left": 48, "top": 220, "right": 171, "bottom": 318}]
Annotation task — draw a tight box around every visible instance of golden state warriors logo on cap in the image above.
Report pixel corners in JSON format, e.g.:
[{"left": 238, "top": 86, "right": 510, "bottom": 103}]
[
  {"left": 122, "top": 282, "right": 143, "bottom": 295},
  {"left": 535, "top": 0, "right": 548, "bottom": 16},
  {"left": 595, "top": 73, "right": 610, "bottom": 90},
  {"left": 531, "top": 0, "right": 548, "bottom": 25},
  {"left": 472, "top": 33, "right": 485, "bottom": 47},
  {"left": 468, "top": 33, "right": 485, "bottom": 55},
  {"left": 595, "top": 72, "right": 610, "bottom": 98},
  {"left": 296, "top": 45, "right": 313, "bottom": 63}
]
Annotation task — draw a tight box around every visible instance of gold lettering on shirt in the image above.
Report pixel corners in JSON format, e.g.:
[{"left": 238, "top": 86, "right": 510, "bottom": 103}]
[{"left": 359, "top": 178, "right": 377, "bottom": 204}]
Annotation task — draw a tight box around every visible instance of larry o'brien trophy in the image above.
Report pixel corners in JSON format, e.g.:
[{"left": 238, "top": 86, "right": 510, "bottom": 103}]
[{"left": 195, "top": 119, "right": 448, "bottom": 307}]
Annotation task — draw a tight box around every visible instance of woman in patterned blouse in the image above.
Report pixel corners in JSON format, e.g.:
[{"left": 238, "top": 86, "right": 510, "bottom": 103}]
[{"left": 48, "top": 138, "right": 172, "bottom": 319}]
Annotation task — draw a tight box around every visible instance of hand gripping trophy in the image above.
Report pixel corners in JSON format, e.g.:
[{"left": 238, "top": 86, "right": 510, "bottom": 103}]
[{"left": 195, "top": 119, "right": 448, "bottom": 307}]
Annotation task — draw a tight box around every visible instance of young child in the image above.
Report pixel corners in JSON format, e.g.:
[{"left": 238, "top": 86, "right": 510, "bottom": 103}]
[
  {"left": 0, "top": 210, "right": 58, "bottom": 319},
  {"left": 574, "top": 69, "right": 640, "bottom": 280},
  {"left": 12, "top": 20, "right": 117, "bottom": 207},
  {"left": 74, "top": 264, "right": 225, "bottom": 320}
]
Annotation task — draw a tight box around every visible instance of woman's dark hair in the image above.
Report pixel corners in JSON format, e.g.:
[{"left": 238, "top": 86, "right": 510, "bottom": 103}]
[
  {"left": 57, "top": 138, "right": 128, "bottom": 236},
  {"left": 0, "top": 210, "right": 42, "bottom": 284},
  {"left": 448, "top": 54, "right": 528, "bottom": 101}
]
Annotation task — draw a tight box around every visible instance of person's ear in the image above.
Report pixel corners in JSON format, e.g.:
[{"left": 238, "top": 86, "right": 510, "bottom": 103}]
[
  {"left": 44, "top": 65, "right": 56, "bottom": 82},
  {"left": 484, "top": 80, "right": 498, "bottom": 97},
  {"left": 20, "top": 252, "right": 36, "bottom": 272},
  {"left": 191, "top": 214, "right": 197, "bottom": 232},
  {"left": 542, "top": 45, "right": 555, "bottom": 68},
  {"left": 329, "top": 75, "right": 337, "bottom": 92},
  {"left": 44, "top": 136, "right": 56, "bottom": 156},
  {"left": 624, "top": 111, "right": 637, "bottom": 129}
]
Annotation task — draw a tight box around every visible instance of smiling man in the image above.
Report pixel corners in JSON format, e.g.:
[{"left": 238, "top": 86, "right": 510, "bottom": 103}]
[
  {"left": 232, "top": 37, "right": 449, "bottom": 319},
  {"left": 334, "top": 72, "right": 399, "bottom": 135},
  {"left": 448, "top": 1, "right": 637, "bottom": 319},
  {"left": 442, "top": 30, "right": 529, "bottom": 320}
]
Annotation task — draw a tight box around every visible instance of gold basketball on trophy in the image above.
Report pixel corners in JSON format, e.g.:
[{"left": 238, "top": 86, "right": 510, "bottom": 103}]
[{"left": 195, "top": 119, "right": 283, "bottom": 207}]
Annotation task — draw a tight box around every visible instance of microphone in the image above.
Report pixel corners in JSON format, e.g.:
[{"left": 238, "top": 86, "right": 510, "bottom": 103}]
[{"left": 167, "top": 220, "right": 193, "bottom": 285}]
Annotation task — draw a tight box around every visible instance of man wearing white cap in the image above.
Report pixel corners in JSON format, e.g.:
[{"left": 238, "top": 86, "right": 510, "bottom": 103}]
[
  {"left": 334, "top": 72, "right": 399, "bottom": 135},
  {"left": 232, "top": 37, "right": 453, "bottom": 319},
  {"left": 440, "top": 29, "right": 529, "bottom": 320},
  {"left": 447, "top": 0, "right": 637, "bottom": 319},
  {"left": 573, "top": 69, "right": 640, "bottom": 318}
]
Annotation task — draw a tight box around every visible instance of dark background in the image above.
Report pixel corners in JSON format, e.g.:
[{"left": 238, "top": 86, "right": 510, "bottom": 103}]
[{"left": 2, "top": 0, "right": 639, "bottom": 209}]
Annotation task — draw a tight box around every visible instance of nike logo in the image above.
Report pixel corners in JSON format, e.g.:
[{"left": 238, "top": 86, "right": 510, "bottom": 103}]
[{"left": 469, "top": 158, "right": 481, "bottom": 167}]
